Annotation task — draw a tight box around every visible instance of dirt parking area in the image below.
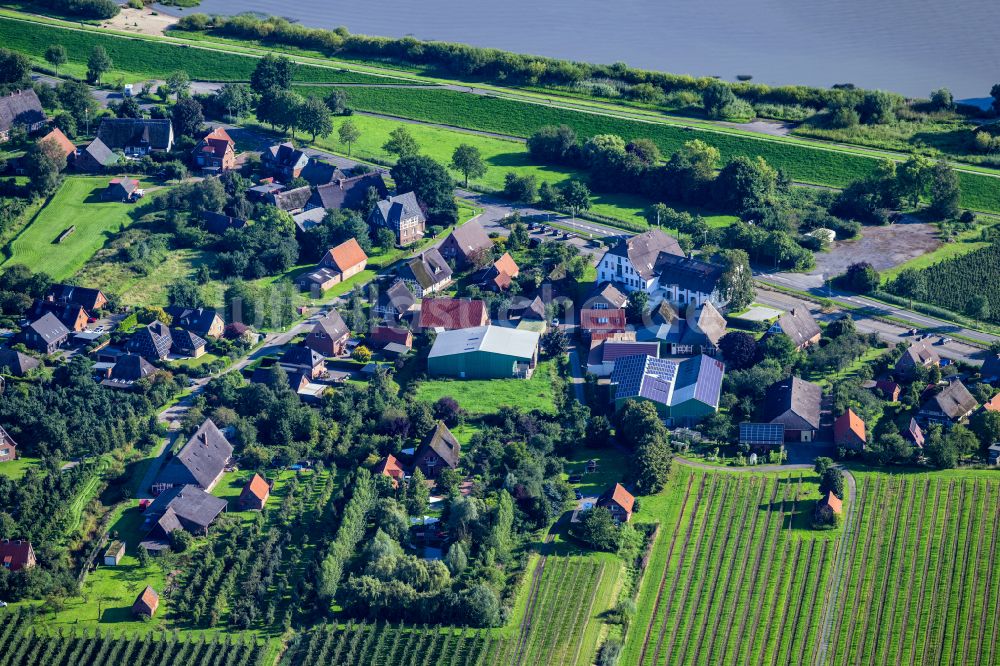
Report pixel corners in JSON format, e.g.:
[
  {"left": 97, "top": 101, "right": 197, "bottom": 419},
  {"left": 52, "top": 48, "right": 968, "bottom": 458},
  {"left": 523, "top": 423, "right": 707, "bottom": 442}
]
[{"left": 811, "top": 219, "right": 941, "bottom": 277}]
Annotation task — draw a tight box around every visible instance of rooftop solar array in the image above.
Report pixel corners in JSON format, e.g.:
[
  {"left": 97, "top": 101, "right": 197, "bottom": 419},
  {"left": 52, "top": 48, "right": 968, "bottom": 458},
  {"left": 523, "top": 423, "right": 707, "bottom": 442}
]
[{"left": 739, "top": 422, "right": 785, "bottom": 445}]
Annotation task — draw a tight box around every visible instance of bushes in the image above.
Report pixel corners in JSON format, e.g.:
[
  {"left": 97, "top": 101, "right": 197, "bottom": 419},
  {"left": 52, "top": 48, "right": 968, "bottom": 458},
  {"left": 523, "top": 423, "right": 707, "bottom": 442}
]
[{"left": 318, "top": 469, "right": 378, "bottom": 602}]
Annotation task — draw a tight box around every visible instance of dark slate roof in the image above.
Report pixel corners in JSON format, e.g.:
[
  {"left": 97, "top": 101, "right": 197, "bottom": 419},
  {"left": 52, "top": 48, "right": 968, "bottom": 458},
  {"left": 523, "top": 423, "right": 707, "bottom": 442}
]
[
  {"left": 0, "top": 89, "right": 44, "bottom": 133},
  {"left": 156, "top": 419, "right": 233, "bottom": 490},
  {"left": 202, "top": 211, "right": 248, "bottom": 234},
  {"left": 165, "top": 307, "right": 222, "bottom": 338},
  {"left": 519, "top": 295, "right": 547, "bottom": 320},
  {"left": 280, "top": 345, "right": 324, "bottom": 369},
  {"left": 419, "top": 421, "right": 460, "bottom": 468},
  {"left": 26, "top": 313, "right": 69, "bottom": 344},
  {"left": 97, "top": 118, "right": 172, "bottom": 151},
  {"left": 400, "top": 249, "right": 452, "bottom": 290},
  {"left": 265, "top": 142, "right": 309, "bottom": 170},
  {"left": 110, "top": 353, "right": 155, "bottom": 382},
  {"left": 47, "top": 284, "right": 106, "bottom": 312},
  {"left": 655, "top": 254, "right": 726, "bottom": 294},
  {"left": 980, "top": 354, "right": 1000, "bottom": 380},
  {"left": 0, "top": 348, "right": 39, "bottom": 376},
  {"left": 81, "top": 138, "right": 117, "bottom": 167},
  {"left": 896, "top": 342, "right": 940, "bottom": 370},
  {"left": 298, "top": 159, "right": 345, "bottom": 187},
  {"left": 923, "top": 380, "right": 978, "bottom": 419},
  {"left": 763, "top": 376, "right": 822, "bottom": 430},
  {"left": 371, "top": 191, "right": 425, "bottom": 227},
  {"left": 309, "top": 172, "right": 388, "bottom": 210},
  {"left": 146, "top": 485, "right": 227, "bottom": 531},
  {"left": 170, "top": 328, "right": 207, "bottom": 355},
  {"left": 128, "top": 321, "right": 173, "bottom": 359},
  {"left": 773, "top": 305, "right": 821, "bottom": 347},
  {"left": 607, "top": 229, "right": 684, "bottom": 280},
  {"left": 28, "top": 300, "right": 87, "bottom": 330},
  {"left": 267, "top": 185, "right": 313, "bottom": 212}
]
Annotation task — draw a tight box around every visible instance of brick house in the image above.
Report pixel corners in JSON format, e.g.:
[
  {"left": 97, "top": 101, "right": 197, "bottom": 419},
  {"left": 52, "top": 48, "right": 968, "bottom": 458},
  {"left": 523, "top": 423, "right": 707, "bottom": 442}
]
[
  {"left": 833, "top": 408, "right": 866, "bottom": 451},
  {"left": 374, "top": 454, "right": 406, "bottom": 488},
  {"left": 239, "top": 473, "right": 271, "bottom": 511},
  {"left": 439, "top": 221, "right": 493, "bottom": 267},
  {"left": 596, "top": 483, "right": 635, "bottom": 522},
  {"left": 0, "top": 539, "right": 36, "bottom": 571},
  {"left": 22, "top": 313, "right": 70, "bottom": 354},
  {"left": 0, "top": 425, "right": 17, "bottom": 463},
  {"left": 414, "top": 422, "right": 460, "bottom": 479},
  {"left": 304, "top": 310, "right": 350, "bottom": 357},
  {"left": 368, "top": 192, "right": 426, "bottom": 245},
  {"left": 132, "top": 586, "right": 159, "bottom": 618},
  {"left": 192, "top": 127, "right": 236, "bottom": 172}
]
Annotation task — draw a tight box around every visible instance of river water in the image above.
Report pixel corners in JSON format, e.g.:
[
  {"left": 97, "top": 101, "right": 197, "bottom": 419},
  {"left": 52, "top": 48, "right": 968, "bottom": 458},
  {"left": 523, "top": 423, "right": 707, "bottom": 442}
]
[{"left": 158, "top": 0, "right": 1000, "bottom": 99}]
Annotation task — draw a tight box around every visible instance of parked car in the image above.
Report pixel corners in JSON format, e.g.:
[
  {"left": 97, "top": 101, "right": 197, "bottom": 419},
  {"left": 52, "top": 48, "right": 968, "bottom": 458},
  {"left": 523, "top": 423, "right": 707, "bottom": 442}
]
[{"left": 908, "top": 328, "right": 917, "bottom": 336}]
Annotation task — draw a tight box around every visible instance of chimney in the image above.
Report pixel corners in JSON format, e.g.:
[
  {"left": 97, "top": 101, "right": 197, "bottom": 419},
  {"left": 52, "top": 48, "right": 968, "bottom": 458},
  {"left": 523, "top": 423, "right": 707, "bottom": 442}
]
[{"left": 791, "top": 308, "right": 796, "bottom": 316}]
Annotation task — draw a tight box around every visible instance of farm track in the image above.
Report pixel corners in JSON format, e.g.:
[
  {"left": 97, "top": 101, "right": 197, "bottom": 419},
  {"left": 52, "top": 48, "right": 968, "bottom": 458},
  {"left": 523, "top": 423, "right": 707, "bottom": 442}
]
[{"left": 636, "top": 472, "right": 701, "bottom": 666}]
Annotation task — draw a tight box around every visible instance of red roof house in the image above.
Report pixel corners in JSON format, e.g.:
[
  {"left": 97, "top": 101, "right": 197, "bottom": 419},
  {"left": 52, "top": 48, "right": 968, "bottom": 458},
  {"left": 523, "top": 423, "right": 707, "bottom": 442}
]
[
  {"left": 132, "top": 585, "right": 159, "bottom": 618},
  {"left": 834, "top": 409, "right": 866, "bottom": 451},
  {"left": 39, "top": 127, "right": 76, "bottom": 160},
  {"left": 580, "top": 308, "right": 627, "bottom": 341},
  {"left": 371, "top": 326, "right": 413, "bottom": 349},
  {"left": 193, "top": 127, "right": 236, "bottom": 172},
  {"left": 0, "top": 539, "right": 36, "bottom": 571},
  {"left": 596, "top": 483, "right": 635, "bottom": 522},
  {"left": 984, "top": 393, "right": 1000, "bottom": 413},
  {"left": 374, "top": 454, "right": 406, "bottom": 488},
  {"left": 239, "top": 473, "right": 271, "bottom": 510},
  {"left": 419, "top": 298, "right": 489, "bottom": 330}
]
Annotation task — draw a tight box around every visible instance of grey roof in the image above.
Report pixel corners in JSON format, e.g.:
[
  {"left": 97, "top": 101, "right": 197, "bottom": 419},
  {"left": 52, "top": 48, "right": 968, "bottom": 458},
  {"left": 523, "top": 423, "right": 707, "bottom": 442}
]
[
  {"left": 445, "top": 221, "right": 492, "bottom": 258},
  {"left": 280, "top": 345, "right": 325, "bottom": 368},
  {"left": 110, "top": 353, "right": 155, "bottom": 382},
  {"left": 371, "top": 191, "right": 425, "bottom": 228},
  {"left": 81, "top": 137, "right": 117, "bottom": 167},
  {"left": 763, "top": 376, "right": 822, "bottom": 430},
  {"left": 613, "top": 354, "right": 723, "bottom": 410},
  {"left": 677, "top": 302, "right": 727, "bottom": 347},
  {"left": 400, "top": 249, "right": 452, "bottom": 290},
  {"left": 146, "top": 485, "right": 227, "bottom": 531},
  {"left": 897, "top": 341, "right": 940, "bottom": 370},
  {"left": 377, "top": 280, "right": 417, "bottom": 315},
  {"left": 599, "top": 341, "right": 660, "bottom": 365},
  {"left": 26, "top": 313, "right": 69, "bottom": 344},
  {"left": 156, "top": 419, "right": 233, "bottom": 490},
  {"left": 418, "top": 421, "right": 461, "bottom": 468},
  {"left": 607, "top": 229, "right": 684, "bottom": 280},
  {"left": 265, "top": 142, "right": 309, "bottom": 171},
  {"left": 309, "top": 172, "right": 388, "bottom": 210},
  {"left": 165, "top": 307, "right": 222, "bottom": 338},
  {"left": 655, "top": 254, "right": 726, "bottom": 294},
  {"left": 298, "top": 159, "right": 345, "bottom": 187},
  {"left": 0, "top": 89, "right": 44, "bottom": 133},
  {"left": 586, "top": 282, "right": 628, "bottom": 309},
  {"left": 311, "top": 310, "right": 349, "bottom": 340},
  {"left": 518, "top": 295, "right": 547, "bottom": 320},
  {"left": 97, "top": 118, "right": 172, "bottom": 151},
  {"left": 428, "top": 325, "right": 540, "bottom": 361},
  {"left": 923, "top": 380, "right": 978, "bottom": 419},
  {"left": 773, "top": 305, "right": 821, "bottom": 347},
  {"left": 0, "top": 348, "right": 39, "bottom": 376},
  {"left": 292, "top": 207, "right": 327, "bottom": 232},
  {"left": 248, "top": 182, "right": 285, "bottom": 197},
  {"left": 267, "top": 185, "right": 312, "bottom": 212},
  {"left": 299, "top": 266, "right": 340, "bottom": 286}
]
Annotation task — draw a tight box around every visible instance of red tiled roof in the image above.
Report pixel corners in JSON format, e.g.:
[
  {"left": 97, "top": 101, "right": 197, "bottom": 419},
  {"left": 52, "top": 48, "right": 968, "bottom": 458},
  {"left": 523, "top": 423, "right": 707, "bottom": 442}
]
[
  {"left": 371, "top": 326, "right": 412, "bottom": 347},
  {"left": 984, "top": 393, "right": 1000, "bottom": 413},
  {"left": 419, "top": 298, "right": 488, "bottom": 330},
  {"left": 40, "top": 127, "right": 76, "bottom": 159},
  {"left": 203, "top": 126, "right": 234, "bottom": 145},
  {"left": 580, "top": 308, "right": 626, "bottom": 332},
  {"left": 493, "top": 252, "right": 519, "bottom": 279},
  {"left": 819, "top": 490, "right": 843, "bottom": 514},
  {"left": 0, "top": 539, "right": 34, "bottom": 571},
  {"left": 600, "top": 483, "right": 635, "bottom": 513},
  {"left": 243, "top": 473, "right": 270, "bottom": 502},
  {"left": 834, "top": 409, "right": 866, "bottom": 444},
  {"left": 321, "top": 238, "right": 368, "bottom": 272},
  {"left": 374, "top": 454, "right": 405, "bottom": 479}
]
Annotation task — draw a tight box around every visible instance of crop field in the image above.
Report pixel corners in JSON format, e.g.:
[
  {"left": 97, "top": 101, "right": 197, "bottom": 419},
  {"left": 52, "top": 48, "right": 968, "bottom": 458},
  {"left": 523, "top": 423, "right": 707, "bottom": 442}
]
[
  {"left": 1, "top": 177, "right": 155, "bottom": 281},
  {"left": 0, "top": 15, "right": 394, "bottom": 84},
  {"left": 824, "top": 472, "right": 1000, "bottom": 666},
  {"left": 283, "top": 623, "right": 499, "bottom": 665},
  {"left": 297, "top": 86, "right": 1000, "bottom": 213},
  {"left": 626, "top": 467, "right": 837, "bottom": 666},
  {"left": 0, "top": 608, "right": 266, "bottom": 666}
]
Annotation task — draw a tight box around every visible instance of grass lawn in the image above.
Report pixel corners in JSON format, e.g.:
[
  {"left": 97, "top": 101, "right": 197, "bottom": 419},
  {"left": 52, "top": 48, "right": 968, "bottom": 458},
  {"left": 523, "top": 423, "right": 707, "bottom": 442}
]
[
  {"left": 804, "top": 346, "right": 888, "bottom": 389},
  {"left": 315, "top": 115, "right": 735, "bottom": 230},
  {"left": 2, "top": 176, "right": 158, "bottom": 281},
  {"left": 411, "top": 359, "right": 559, "bottom": 414},
  {"left": 0, "top": 456, "right": 42, "bottom": 481},
  {"left": 563, "top": 446, "right": 630, "bottom": 499},
  {"left": 168, "top": 352, "right": 221, "bottom": 369}
]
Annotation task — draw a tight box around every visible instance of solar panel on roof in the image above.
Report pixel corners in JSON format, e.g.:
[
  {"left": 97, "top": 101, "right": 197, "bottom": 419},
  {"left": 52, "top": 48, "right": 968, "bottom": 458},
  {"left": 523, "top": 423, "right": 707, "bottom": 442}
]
[{"left": 739, "top": 422, "right": 785, "bottom": 443}]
